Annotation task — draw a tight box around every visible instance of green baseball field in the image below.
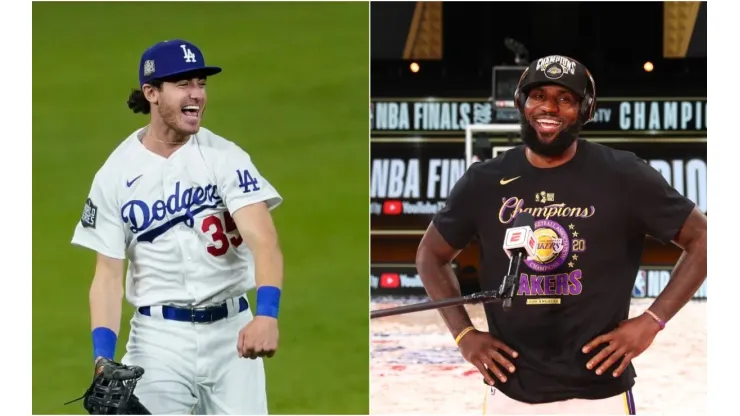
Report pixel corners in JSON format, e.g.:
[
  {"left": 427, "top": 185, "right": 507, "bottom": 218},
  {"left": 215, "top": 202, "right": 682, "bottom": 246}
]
[{"left": 32, "top": 2, "right": 369, "bottom": 414}]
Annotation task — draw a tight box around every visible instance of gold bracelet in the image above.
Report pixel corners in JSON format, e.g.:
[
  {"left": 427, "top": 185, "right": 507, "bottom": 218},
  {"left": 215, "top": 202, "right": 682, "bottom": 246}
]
[{"left": 455, "top": 326, "right": 476, "bottom": 345}]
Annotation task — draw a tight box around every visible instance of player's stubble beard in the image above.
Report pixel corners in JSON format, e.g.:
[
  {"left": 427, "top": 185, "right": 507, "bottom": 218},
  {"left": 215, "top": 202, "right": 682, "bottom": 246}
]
[
  {"left": 519, "top": 114, "right": 582, "bottom": 157},
  {"left": 157, "top": 97, "right": 202, "bottom": 141}
]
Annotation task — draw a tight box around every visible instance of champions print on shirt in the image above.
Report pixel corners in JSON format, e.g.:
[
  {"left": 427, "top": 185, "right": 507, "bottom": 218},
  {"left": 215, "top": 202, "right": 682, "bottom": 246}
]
[
  {"left": 499, "top": 191, "right": 594, "bottom": 305},
  {"left": 121, "top": 181, "right": 223, "bottom": 243},
  {"left": 120, "top": 167, "right": 261, "bottom": 245}
]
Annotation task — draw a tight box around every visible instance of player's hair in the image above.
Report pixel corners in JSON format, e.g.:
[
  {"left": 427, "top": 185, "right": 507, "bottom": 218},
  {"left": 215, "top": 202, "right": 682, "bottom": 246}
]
[{"left": 127, "top": 79, "right": 163, "bottom": 115}]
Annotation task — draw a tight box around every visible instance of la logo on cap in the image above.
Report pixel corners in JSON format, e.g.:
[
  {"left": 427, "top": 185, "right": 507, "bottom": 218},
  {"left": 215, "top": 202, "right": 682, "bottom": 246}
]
[{"left": 180, "top": 44, "right": 197, "bottom": 63}]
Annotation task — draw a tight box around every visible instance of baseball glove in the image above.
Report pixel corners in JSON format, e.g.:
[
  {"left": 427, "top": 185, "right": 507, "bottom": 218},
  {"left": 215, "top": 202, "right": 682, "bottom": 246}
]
[{"left": 64, "top": 358, "right": 151, "bottom": 415}]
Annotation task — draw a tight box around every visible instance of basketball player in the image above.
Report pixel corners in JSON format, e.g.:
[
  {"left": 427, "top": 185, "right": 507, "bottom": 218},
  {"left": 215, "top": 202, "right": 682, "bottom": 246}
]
[
  {"left": 71, "top": 39, "right": 283, "bottom": 414},
  {"left": 415, "top": 55, "right": 707, "bottom": 414}
]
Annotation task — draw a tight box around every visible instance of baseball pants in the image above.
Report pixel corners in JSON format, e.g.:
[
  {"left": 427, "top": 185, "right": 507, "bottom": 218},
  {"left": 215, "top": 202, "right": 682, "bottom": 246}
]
[
  {"left": 483, "top": 385, "right": 636, "bottom": 415},
  {"left": 121, "top": 296, "right": 267, "bottom": 415}
]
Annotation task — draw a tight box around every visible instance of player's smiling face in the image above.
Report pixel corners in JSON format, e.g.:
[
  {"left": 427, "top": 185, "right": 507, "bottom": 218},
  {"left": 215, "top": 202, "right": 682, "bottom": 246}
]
[
  {"left": 524, "top": 85, "right": 579, "bottom": 142},
  {"left": 518, "top": 84, "right": 583, "bottom": 157},
  {"left": 157, "top": 77, "right": 207, "bottom": 135}
]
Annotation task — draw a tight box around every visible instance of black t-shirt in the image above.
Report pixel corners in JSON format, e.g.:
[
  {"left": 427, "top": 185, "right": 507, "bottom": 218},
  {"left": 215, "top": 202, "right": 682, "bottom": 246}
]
[{"left": 432, "top": 139, "right": 695, "bottom": 403}]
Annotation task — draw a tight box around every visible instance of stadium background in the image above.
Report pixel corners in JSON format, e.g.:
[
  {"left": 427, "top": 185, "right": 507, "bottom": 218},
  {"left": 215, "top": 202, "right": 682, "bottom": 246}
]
[
  {"left": 32, "top": 2, "right": 369, "bottom": 414},
  {"left": 370, "top": 1, "right": 707, "bottom": 300}
]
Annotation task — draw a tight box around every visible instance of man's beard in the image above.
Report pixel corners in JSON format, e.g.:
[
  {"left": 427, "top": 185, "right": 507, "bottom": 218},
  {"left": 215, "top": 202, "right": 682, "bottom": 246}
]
[{"left": 519, "top": 114, "right": 582, "bottom": 157}]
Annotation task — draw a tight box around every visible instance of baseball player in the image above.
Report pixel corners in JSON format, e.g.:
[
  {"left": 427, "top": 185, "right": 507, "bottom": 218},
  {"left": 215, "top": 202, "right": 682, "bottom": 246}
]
[
  {"left": 71, "top": 39, "right": 283, "bottom": 415},
  {"left": 416, "top": 55, "right": 707, "bottom": 414}
]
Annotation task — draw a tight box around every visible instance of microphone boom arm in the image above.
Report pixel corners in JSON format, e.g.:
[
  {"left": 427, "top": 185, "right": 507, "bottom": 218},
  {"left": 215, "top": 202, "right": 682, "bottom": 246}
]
[
  {"left": 371, "top": 215, "right": 534, "bottom": 320},
  {"left": 370, "top": 252, "right": 524, "bottom": 320},
  {"left": 370, "top": 290, "right": 503, "bottom": 319}
]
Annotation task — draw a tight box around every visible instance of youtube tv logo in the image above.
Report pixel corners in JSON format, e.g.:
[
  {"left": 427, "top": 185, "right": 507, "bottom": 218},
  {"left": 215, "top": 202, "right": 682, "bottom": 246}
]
[
  {"left": 371, "top": 264, "right": 456, "bottom": 295},
  {"left": 380, "top": 273, "right": 400, "bottom": 288},
  {"left": 382, "top": 200, "right": 402, "bottom": 215}
]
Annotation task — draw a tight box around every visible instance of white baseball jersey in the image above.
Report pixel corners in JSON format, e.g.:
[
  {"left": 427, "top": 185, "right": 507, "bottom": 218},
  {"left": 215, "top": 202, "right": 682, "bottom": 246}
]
[{"left": 71, "top": 126, "right": 282, "bottom": 308}]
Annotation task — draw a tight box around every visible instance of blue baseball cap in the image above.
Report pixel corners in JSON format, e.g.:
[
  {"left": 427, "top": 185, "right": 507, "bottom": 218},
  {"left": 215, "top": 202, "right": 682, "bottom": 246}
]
[{"left": 138, "top": 39, "right": 222, "bottom": 86}]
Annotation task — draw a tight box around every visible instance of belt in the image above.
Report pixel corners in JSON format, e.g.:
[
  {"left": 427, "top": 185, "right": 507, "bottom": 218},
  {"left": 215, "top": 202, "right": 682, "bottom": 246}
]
[{"left": 138, "top": 296, "right": 249, "bottom": 323}]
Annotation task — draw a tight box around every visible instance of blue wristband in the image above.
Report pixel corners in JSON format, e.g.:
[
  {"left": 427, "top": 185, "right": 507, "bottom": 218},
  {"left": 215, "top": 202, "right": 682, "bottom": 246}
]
[
  {"left": 92, "top": 327, "right": 117, "bottom": 361},
  {"left": 256, "top": 286, "right": 281, "bottom": 318}
]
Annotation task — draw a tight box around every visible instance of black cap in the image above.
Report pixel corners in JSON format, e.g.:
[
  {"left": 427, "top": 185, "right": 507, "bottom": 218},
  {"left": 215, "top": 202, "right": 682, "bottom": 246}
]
[{"left": 518, "top": 55, "right": 591, "bottom": 98}]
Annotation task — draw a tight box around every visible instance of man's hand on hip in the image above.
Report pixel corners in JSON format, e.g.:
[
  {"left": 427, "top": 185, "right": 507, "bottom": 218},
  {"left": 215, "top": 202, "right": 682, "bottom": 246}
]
[
  {"left": 458, "top": 330, "right": 519, "bottom": 385},
  {"left": 582, "top": 313, "right": 661, "bottom": 377}
]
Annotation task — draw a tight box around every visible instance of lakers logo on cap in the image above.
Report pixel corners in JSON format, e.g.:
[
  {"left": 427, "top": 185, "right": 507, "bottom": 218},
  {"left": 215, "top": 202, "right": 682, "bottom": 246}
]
[
  {"left": 545, "top": 63, "right": 564, "bottom": 79},
  {"left": 535, "top": 55, "right": 577, "bottom": 80}
]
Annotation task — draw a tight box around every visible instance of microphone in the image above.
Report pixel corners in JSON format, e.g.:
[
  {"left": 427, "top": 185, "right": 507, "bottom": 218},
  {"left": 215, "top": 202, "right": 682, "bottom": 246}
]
[{"left": 499, "top": 213, "right": 537, "bottom": 311}]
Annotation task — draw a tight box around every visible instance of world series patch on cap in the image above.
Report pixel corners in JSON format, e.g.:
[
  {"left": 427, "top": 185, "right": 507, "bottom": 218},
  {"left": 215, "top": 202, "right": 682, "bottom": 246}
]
[{"left": 138, "top": 39, "right": 222, "bottom": 87}]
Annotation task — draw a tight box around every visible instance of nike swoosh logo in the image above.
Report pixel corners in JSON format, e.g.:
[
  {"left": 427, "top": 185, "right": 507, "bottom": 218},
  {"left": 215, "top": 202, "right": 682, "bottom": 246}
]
[
  {"left": 127, "top": 175, "right": 143, "bottom": 188},
  {"left": 500, "top": 176, "right": 521, "bottom": 185}
]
